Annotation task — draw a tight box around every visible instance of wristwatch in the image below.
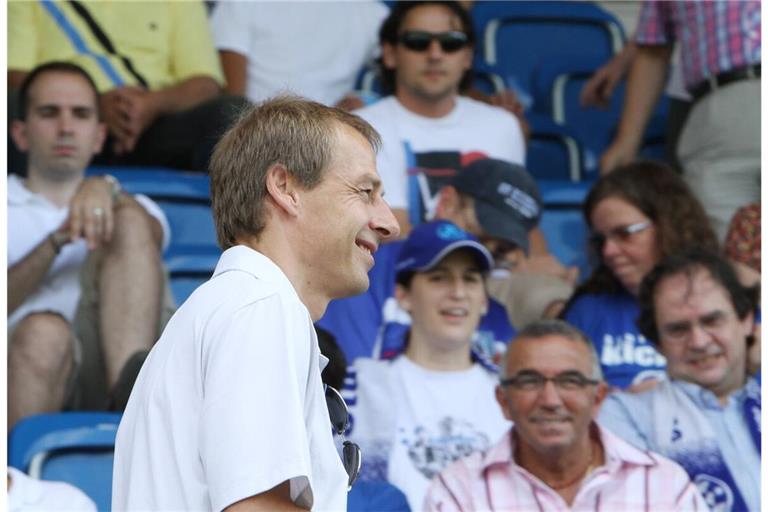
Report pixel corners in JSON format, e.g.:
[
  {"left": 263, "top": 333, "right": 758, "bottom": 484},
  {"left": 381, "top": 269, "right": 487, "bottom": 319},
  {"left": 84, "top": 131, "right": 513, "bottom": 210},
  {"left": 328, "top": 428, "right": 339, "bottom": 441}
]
[{"left": 103, "top": 174, "right": 122, "bottom": 202}]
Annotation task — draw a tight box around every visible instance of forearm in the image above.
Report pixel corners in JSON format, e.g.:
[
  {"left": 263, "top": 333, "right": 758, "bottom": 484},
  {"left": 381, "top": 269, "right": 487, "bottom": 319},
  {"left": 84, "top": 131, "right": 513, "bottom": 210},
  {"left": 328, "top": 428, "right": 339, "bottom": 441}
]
[
  {"left": 149, "top": 75, "right": 221, "bottom": 116},
  {"left": 8, "top": 233, "right": 65, "bottom": 314},
  {"left": 219, "top": 50, "right": 247, "bottom": 96},
  {"left": 612, "top": 45, "right": 672, "bottom": 151}
]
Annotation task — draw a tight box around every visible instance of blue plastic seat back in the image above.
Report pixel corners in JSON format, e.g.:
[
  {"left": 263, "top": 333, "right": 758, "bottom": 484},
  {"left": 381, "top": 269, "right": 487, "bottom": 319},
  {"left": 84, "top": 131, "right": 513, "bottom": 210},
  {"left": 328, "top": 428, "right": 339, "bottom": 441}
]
[
  {"left": 526, "top": 114, "right": 585, "bottom": 181},
  {"left": 474, "top": 1, "right": 625, "bottom": 107},
  {"left": 8, "top": 412, "right": 122, "bottom": 512},
  {"left": 538, "top": 181, "right": 592, "bottom": 279}
]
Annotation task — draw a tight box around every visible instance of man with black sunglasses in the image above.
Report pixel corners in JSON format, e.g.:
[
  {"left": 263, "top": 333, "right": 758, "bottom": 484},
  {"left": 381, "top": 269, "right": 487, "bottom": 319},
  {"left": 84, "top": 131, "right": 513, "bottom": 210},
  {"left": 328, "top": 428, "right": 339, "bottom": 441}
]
[
  {"left": 112, "top": 96, "right": 400, "bottom": 511},
  {"left": 425, "top": 319, "right": 705, "bottom": 511},
  {"left": 354, "top": 1, "right": 526, "bottom": 235}
]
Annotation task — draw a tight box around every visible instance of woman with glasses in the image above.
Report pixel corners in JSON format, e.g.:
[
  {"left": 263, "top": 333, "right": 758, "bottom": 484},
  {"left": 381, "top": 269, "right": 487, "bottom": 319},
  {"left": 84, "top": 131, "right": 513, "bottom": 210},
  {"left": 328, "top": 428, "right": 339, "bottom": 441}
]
[
  {"left": 345, "top": 221, "right": 510, "bottom": 511},
  {"left": 561, "top": 161, "right": 719, "bottom": 391}
]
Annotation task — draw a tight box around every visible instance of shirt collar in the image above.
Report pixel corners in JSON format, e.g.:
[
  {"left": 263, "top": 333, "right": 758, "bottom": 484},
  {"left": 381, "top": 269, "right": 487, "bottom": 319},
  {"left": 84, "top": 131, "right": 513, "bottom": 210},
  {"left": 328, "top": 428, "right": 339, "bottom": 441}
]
[
  {"left": 8, "top": 175, "right": 36, "bottom": 205},
  {"left": 481, "top": 423, "right": 657, "bottom": 475},
  {"left": 213, "top": 245, "right": 300, "bottom": 302},
  {"left": 673, "top": 377, "right": 755, "bottom": 409}
]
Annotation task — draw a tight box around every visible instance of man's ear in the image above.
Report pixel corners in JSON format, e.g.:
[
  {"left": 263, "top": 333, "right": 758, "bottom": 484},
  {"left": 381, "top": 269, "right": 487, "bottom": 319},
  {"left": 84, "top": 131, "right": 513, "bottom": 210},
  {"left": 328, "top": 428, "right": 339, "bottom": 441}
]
[
  {"left": 591, "top": 381, "right": 609, "bottom": 418},
  {"left": 265, "top": 163, "right": 300, "bottom": 217},
  {"left": 495, "top": 385, "right": 513, "bottom": 421},
  {"left": 10, "top": 119, "right": 29, "bottom": 152},
  {"left": 435, "top": 185, "right": 460, "bottom": 219},
  {"left": 382, "top": 42, "right": 398, "bottom": 70}
]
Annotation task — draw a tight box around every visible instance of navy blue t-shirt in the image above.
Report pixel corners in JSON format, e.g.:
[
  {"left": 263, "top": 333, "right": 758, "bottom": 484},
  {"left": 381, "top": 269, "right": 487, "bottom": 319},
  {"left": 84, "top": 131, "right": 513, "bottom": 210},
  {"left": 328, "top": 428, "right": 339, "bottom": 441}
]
[{"left": 563, "top": 289, "right": 666, "bottom": 389}]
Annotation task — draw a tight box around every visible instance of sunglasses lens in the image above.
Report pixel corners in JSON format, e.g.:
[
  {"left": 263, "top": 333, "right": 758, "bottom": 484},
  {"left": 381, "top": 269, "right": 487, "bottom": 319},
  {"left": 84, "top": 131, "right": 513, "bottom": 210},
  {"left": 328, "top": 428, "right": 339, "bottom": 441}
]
[
  {"left": 438, "top": 34, "right": 467, "bottom": 52},
  {"left": 400, "top": 32, "right": 431, "bottom": 51},
  {"left": 325, "top": 386, "right": 348, "bottom": 435},
  {"left": 343, "top": 441, "right": 362, "bottom": 489}
]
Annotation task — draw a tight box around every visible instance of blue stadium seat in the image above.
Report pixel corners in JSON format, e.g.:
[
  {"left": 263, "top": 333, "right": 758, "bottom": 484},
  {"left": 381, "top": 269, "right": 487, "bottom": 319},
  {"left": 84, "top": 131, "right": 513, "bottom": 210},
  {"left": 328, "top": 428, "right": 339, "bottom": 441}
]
[
  {"left": 531, "top": 56, "right": 671, "bottom": 176},
  {"left": 527, "top": 114, "right": 586, "bottom": 181},
  {"left": 9, "top": 412, "right": 122, "bottom": 511},
  {"left": 537, "top": 180, "right": 593, "bottom": 279},
  {"left": 472, "top": 0, "right": 625, "bottom": 110}
]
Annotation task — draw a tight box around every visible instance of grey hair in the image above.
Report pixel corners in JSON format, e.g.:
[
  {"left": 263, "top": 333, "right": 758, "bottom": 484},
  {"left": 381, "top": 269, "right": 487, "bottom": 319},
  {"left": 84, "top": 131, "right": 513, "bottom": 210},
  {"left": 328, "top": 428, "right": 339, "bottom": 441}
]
[{"left": 499, "top": 319, "right": 603, "bottom": 381}]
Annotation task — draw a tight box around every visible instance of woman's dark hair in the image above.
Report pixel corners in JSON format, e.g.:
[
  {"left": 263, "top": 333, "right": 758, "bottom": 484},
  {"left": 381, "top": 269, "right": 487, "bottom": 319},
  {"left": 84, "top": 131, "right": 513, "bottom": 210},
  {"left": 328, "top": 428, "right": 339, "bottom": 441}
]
[
  {"left": 567, "top": 160, "right": 719, "bottom": 302},
  {"left": 378, "top": 1, "right": 476, "bottom": 96},
  {"left": 637, "top": 247, "right": 759, "bottom": 347}
]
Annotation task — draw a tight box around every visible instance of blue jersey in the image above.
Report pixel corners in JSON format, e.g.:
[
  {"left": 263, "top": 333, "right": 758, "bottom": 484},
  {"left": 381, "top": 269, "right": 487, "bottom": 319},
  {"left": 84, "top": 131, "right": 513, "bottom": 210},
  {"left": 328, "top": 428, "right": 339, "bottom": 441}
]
[
  {"left": 317, "top": 241, "right": 515, "bottom": 366},
  {"left": 563, "top": 290, "right": 666, "bottom": 389}
]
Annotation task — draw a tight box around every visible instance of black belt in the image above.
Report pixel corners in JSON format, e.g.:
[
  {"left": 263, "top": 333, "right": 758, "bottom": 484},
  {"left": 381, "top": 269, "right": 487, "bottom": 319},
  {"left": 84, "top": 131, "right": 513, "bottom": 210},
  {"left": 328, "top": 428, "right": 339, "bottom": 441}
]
[{"left": 689, "top": 64, "right": 761, "bottom": 102}]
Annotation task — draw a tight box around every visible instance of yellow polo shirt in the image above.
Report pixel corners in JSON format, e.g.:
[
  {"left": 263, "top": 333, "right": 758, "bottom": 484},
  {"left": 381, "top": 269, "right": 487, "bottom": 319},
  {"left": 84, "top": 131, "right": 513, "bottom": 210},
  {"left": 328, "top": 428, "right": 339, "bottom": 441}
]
[{"left": 8, "top": 0, "right": 224, "bottom": 92}]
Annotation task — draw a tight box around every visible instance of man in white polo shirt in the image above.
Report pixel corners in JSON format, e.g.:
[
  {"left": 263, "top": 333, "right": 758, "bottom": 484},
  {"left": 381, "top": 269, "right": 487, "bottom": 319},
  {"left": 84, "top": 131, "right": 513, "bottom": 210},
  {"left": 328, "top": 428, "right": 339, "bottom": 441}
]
[
  {"left": 113, "top": 96, "right": 400, "bottom": 511},
  {"left": 7, "top": 62, "right": 171, "bottom": 427}
]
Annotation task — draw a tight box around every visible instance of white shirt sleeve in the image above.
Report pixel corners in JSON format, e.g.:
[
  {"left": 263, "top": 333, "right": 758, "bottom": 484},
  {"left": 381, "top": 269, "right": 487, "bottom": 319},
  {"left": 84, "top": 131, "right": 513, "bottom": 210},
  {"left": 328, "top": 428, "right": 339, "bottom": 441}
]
[
  {"left": 199, "top": 292, "right": 315, "bottom": 511},
  {"left": 209, "top": 2, "right": 250, "bottom": 55}
]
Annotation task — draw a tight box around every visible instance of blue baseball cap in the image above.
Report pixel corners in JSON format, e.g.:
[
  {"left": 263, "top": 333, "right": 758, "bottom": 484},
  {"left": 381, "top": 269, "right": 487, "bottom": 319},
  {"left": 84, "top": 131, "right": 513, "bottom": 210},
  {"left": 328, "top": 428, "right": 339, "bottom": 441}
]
[{"left": 395, "top": 221, "right": 494, "bottom": 277}]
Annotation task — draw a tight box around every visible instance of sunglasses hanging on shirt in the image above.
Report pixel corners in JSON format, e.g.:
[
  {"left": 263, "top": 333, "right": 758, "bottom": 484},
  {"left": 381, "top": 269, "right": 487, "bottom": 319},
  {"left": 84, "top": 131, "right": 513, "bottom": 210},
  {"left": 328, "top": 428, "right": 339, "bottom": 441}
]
[{"left": 325, "top": 385, "right": 362, "bottom": 491}]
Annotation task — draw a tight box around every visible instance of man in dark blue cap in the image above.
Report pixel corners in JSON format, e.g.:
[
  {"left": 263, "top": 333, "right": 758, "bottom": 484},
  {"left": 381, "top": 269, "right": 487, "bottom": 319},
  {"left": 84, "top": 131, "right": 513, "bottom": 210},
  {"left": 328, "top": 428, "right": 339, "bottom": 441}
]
[{"left": 317, "top": 157, "right": 556, "bottom": 365}]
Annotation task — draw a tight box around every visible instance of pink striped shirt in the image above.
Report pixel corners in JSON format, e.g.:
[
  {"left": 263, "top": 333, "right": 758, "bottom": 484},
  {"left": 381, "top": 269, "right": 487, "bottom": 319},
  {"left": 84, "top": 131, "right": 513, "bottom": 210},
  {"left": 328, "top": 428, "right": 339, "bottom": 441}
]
[
  {"left": 634, "top": 0, "right": 761, "bottom": 90},
  {"left": 423, "top": 424, "right": 706, "bottom": 512}
]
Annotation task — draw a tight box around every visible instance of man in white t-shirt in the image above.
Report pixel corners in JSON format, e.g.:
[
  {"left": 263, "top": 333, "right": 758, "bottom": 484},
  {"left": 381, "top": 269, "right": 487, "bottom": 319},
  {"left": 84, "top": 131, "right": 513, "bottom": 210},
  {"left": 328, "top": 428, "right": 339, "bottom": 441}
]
[
  {"left": 355, "top": 1, "right": 526, "bottom": 234},
  {"left": 210, "top": 0, "right": 388, "bottom": 108},
  {"left": 8, "top": 468, "right": 97, "bottom": 512},
  {"left": 112, "top": 96, "right": 400, "bottom": 511},
  {"left": 7, "top": 62, "right": 171, "bottom": 428}
]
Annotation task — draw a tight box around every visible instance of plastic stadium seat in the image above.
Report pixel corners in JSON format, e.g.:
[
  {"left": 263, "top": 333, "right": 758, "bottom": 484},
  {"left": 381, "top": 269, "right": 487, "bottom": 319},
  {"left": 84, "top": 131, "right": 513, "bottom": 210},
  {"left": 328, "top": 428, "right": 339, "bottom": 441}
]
[
  {"left": 9, "top": 412, "right": 122, "bottom": 511},
  {"left": 531, "top": 56, "right": 671, "bottom": 176},
  {"left": 472, "top": 0, "right": 625, "bottom": 109},
  {"left": 165, "top": 248, "right": 219, "bottom": 305},
  {"left": 537, "top": 180, "right": 593, "bottom": 279},
  {"left": 527, "top": 114, "right": 586, "bottom": 181}
]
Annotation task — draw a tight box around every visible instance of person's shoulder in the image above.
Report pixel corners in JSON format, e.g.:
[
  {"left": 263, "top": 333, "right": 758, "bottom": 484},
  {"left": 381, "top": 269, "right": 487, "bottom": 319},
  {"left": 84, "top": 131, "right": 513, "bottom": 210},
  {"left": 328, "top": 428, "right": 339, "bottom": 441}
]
[
  {"left": 457, "top": 96, "right": 518, "bottom": 122},
  {"left": 353, "top": 356, "right": 395, "bottom": 376},
  {"left": 354, "top": 96, "right": 398, "bottom": 124}
]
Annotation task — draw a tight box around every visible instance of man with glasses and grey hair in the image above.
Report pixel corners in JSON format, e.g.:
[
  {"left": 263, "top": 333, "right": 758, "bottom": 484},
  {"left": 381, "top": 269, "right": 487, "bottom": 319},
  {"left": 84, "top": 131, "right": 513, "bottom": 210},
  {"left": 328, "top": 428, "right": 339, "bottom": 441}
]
[{"left": 424, "top": 319, "right": 705, "bottom": 511}]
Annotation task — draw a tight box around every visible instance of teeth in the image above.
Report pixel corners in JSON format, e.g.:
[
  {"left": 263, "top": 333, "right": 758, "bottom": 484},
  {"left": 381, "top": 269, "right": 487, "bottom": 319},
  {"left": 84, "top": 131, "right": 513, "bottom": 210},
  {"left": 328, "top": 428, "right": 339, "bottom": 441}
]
[
  {"left": 357, "top": 243, "right": 371, "bottom": 255},
  {"left": 441, "top": 308, "right": 468, "bottom": 316}
]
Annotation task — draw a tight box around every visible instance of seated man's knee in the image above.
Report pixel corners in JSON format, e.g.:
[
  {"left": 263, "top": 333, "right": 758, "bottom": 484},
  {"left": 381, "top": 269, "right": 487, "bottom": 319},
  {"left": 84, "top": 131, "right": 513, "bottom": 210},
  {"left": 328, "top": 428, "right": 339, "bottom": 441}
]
[
  {"left": 110, "top": 203, "right": 161, "bottom": 252},
  {"left": 10, "top": 312, "right": 75, "bottom": 375}
]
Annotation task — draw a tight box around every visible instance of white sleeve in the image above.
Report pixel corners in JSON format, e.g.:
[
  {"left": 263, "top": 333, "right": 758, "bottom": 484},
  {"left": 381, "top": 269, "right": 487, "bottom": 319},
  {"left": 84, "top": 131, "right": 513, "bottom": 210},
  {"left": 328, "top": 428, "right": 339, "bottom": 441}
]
[
  {"left": 209, "top": 1, "right": 250, "bottom": 55},
  {"left": 357, "top": 105, "right": 408, "bottom": 211},
  {"left": 199, "top": 293, "right": 314, "bottom": 511}
]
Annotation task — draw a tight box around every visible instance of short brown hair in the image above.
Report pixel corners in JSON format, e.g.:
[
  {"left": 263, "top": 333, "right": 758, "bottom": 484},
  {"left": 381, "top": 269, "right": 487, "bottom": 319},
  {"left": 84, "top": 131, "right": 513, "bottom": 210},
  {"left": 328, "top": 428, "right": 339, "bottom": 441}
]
[{"left": 209, "top": 95, "right": 381, "bottom": 249}]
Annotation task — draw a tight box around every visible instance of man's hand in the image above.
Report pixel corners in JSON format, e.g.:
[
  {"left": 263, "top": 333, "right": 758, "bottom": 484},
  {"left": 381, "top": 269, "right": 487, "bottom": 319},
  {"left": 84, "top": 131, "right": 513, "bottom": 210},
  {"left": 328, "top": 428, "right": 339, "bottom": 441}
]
[
  {"left": 599, "top": 139, "right": 637, "bottom": 175},
  {"left": 115, "top": 86, "right": 161, "bottom": 152},
  {"left": 581, "top": 43, "right": 636, "bottom": 109},
  {"left": 67, "top": 177, "right": 117, "bottom": 250},
  {"left": 515, "top": 254, "right": 579, "bottom": 285}
]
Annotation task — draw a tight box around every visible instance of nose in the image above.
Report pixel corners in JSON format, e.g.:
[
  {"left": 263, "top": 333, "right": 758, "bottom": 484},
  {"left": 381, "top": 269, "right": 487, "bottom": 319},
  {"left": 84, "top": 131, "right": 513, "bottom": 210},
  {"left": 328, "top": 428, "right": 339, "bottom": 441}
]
[
  {"left": 538, "top": 379, "right": 564, "bottom": 408},
  {"left": 687, "top": 324, "right": 710, "bottom": 349},
  {"left": 371, "top": 199, "right": 401, "bottom": 242},
  {"left": 601, "top": 237, "right": 621, "bottom": 260},
  {"left": 57, "top": 112, "right": 75, "bottom": 134},
  {"left": 426, "top": 38, "right": 444, "bottom": 59},
  {"left": 449, "top": 277, "right": 467, "bottom": 298}
]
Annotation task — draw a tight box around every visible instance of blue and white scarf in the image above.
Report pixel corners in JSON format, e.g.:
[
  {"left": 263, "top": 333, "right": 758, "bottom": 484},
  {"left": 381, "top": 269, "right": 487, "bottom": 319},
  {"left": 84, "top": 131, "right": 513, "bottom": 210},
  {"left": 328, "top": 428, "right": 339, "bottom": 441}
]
[{"left": 650, "top": 378, "right": 760, "bottom": 512}]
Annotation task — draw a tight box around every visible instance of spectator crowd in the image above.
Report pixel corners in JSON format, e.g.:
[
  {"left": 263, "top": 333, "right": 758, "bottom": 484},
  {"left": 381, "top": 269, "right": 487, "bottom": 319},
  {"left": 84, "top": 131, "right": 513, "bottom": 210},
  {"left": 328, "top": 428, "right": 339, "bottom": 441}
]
[{"left": 7, "top": 1, "right": 760, "bottom": 511}]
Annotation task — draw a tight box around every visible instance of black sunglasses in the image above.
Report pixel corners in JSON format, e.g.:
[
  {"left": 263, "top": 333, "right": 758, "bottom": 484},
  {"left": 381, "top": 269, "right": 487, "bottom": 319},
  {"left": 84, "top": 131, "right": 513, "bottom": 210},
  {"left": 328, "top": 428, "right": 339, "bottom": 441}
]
[
  {"left": 398, "top": 30, "right": 469, "bottom": 53},
  {"left": 325, "top": 385, "right": 362, "bottom": 490}
]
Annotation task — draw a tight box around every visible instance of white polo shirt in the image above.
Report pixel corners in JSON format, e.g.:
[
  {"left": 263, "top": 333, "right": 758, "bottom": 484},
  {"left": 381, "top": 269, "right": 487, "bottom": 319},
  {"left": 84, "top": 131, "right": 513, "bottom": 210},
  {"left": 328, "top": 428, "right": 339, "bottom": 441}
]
[
  {"left": 112, "top": 245, "right": 347, "bottom": 511},
  {"left": 7, "top": 175, "right": 170, "bottom": 329}
]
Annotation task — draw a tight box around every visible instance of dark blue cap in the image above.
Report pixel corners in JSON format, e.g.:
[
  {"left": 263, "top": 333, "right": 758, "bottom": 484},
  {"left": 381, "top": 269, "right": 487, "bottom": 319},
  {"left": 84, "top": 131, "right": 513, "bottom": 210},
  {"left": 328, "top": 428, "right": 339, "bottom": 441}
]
[{"left": 395, "top": 221, "right": 493, "bottom": 277}]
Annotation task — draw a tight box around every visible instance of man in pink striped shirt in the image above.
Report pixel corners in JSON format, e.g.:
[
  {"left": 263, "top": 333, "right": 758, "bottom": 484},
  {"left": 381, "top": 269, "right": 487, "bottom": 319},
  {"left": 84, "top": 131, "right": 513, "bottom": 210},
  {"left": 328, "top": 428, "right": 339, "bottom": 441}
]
[{"left": 424, "top": 320, "right": 706, "bottom": 511}]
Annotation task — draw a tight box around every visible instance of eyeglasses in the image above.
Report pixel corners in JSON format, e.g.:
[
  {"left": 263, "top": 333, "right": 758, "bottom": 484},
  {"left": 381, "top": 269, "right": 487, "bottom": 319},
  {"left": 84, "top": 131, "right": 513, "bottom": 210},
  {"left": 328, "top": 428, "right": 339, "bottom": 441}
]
[
  {"left": 660, "top": 311, "right": 729, "bottom": 344},
  {"left": 590, "top": 221, "right": 652, "bottom": 250},
  {"left": 398, "top": 30, "right": 469, "bottom": 53},
  {"left": 325, "top": 385, "right": 361, "bottom": 490},
  {"left": 500, "top": 370, "right": 599, "bottom": 392}
]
